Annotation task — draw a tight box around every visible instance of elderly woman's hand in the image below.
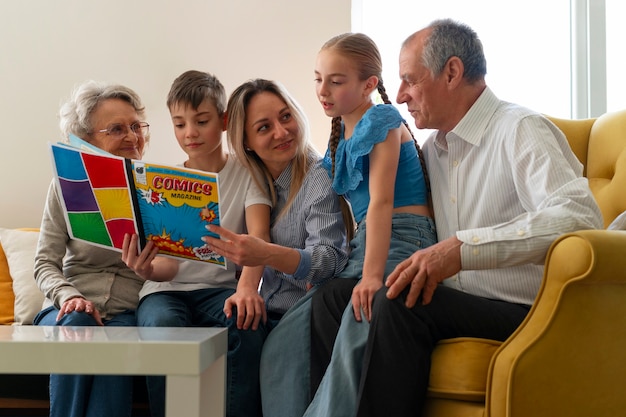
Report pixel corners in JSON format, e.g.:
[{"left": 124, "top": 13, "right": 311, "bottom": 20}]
[{"left": 56, "top": 297, "right": 103, "bottom": 326}]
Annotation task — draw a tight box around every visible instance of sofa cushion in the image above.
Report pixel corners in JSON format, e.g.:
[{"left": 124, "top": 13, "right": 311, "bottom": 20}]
[
  {"left": 0, "top": 228, "right": 44, "bottom": 325},
  {"left": 428, "top": 337, "right": 502, "bottom": 402},
  {"left": 0, "top": 238, "right": 15, "bottom": 325},
  {"left": 586, "top": 109, "right": 626, "bottom": 227}
]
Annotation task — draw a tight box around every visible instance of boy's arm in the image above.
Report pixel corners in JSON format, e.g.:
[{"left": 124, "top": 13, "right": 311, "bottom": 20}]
[
  {"left": 121, "top": 234, "right": 179, "bottom": 281},
  {"left": 224, "top": 203, "right": 270, "bottom": 330}
]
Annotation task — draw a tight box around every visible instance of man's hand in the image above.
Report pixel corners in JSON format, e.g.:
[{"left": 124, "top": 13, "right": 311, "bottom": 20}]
[{"left": 385, "top": 236, "right": 462, "bottom": 307}]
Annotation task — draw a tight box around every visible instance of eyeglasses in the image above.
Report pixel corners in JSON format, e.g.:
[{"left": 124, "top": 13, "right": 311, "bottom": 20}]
[{"left": 96, "top": 122, "right": 149, "bottom": 140}]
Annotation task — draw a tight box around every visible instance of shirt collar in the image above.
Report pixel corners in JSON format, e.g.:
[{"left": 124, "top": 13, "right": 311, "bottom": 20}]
[
  {"left": 434, "top": 86, "right": 500, "bottom": 153},
  {"left": 274, "top": 160, "right": 293, "bottom": 193}
]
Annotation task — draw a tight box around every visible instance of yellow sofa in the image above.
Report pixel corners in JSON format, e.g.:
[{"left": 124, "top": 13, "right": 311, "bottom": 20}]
[{"left": 424, "top": 109, "right": 626, "bottom": 417}]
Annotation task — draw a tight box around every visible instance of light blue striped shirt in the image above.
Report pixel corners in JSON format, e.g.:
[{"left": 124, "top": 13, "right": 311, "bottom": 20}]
[
  {"left": 425, "top": 87, "right": 603, "bottom": 305},
  {"left": 261, "top": 151, "right": 348, "bottom": 315}
]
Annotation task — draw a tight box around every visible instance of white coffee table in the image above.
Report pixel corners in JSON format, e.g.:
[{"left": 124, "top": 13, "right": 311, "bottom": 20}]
[{"left": 0, "top": 325, "right": 227, "bottom": 417}]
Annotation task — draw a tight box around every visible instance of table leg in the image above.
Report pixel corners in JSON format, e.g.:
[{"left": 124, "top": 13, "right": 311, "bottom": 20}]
[{"left": 165, "top": 354, "right": 226, "bottom": 417}]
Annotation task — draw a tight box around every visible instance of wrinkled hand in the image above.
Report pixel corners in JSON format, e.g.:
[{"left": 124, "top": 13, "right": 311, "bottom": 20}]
[
  {"left": 203, "top": 225, "right": 268, "bottom": 267},
  {"left": 351, "top": 277, "right": 383, "bottom": 322},
  {"left": 385, "top": 237, "right": 462, "bottom": 307},
  {"left": 223, "top": 288, "right": 267, "bottom": 330},
  {"left": 57, "top": 297, "right": 103, "bottom": 326},
  {"left": 121, "top": 234, "right": 159, "bottom": 280}
]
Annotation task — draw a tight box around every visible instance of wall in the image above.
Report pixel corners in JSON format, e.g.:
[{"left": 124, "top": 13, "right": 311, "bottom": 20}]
[{"left": 0, "top": 0, "right": 351, "bottom": 228}]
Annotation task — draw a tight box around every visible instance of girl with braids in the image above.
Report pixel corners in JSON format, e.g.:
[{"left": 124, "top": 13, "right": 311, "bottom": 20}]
[{"left": 303, "top": 32, "right": 436, "bottom": 417}]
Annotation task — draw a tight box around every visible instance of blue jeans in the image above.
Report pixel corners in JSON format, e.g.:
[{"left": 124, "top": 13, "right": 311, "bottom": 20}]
[
  {"left": 260, "top": 287, "right": 317, "bottom": 417},
  {"left": 137, "top": 288, "right": 268, "bottom": 417},
  {"left": 304, "top": 213, "right": 437, "bottom": 417},
  {"left": 33, "top": 307, "right": 137, "bottom": 417}
]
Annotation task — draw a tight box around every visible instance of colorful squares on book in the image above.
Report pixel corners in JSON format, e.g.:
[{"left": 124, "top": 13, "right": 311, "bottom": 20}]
[
  {"left": 82, "top": 153, "right": 129, "bottom": 188},
  {"left": 67, "top": 212, "right": 112, "bottom": 246},
  {"left": 93, "top": 188, "right": 134, "bottom": 221},
  {"left": 66, "top": 213, "right": 135, "bottom": 249},
  {"left": 104, "top": 218, "right": 137, "bottom": 249},
  {"left": 52, "top": 144, "right": 137, "bottom": 250},
  {"left": 52, "top": 146, "right": 88, "bottom": 181},
  {"left": 58, "top": 178, "right": 100, "bottom": 212}
]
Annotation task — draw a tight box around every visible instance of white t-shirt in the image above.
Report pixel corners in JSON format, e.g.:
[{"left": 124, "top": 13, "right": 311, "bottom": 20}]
[{"left": 139, "top": 154, "right": 271, "bottom": 298}]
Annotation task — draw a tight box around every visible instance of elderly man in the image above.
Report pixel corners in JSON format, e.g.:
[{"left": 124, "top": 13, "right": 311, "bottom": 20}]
[{"left": 353, "top": 18, "right": 603, "bottom": 417}]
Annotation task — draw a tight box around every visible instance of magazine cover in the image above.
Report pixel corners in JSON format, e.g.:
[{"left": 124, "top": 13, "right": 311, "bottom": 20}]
[{"left": 49, "top": 142, "right": 225, "bottom": 267}]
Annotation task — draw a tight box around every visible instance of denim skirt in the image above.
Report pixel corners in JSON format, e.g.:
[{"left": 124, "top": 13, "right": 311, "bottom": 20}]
[{"left": 337, "top": 212, "right": 437, "bottom": 280}]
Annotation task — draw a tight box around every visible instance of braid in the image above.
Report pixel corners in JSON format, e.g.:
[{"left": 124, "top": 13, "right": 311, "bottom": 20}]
[
  {"left": 329, "top": 117, "right": 342, "bottom": 178},
  {"left": 329, "top": 116, "right": 355, "bottom": 244},
  {"left": 377, "top": 82, "right": 431, "bottom": 195},
  {"left": 377, "top": 82, "right": 390, "bottom": 104}
]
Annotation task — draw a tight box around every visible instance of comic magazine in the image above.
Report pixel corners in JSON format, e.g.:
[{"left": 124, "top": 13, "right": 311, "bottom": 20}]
[{"left": 49, "top": 140, "right": 225, "bottom": 267}]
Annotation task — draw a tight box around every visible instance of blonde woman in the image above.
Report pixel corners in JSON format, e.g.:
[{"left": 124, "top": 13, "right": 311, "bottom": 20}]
[{"left": 204, "top": 78, "right": 349, "bottom": 417}]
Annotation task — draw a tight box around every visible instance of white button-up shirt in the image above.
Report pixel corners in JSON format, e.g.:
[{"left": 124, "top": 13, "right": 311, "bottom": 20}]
[{"left": 424, "top": 87, "right": 603, "bottom": 305}]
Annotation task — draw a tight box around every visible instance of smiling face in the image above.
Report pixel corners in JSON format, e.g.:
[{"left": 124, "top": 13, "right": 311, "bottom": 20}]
[
  {"left": 244, "top": 91, "right": 300, "bottom": 178},
  {"left": 87, "top": 98, "right": 146, "bottom": 159},
  {"left": 314, "top": 49, "right": 372, "bottom": 119},
  {"left": 169, "top": 99, "right": 226, "bottom": 162}
]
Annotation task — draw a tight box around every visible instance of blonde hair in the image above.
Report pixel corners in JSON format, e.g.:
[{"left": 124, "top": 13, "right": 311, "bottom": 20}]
[{"left": 226, "top": 79, "right": 316, "bottom": 219}]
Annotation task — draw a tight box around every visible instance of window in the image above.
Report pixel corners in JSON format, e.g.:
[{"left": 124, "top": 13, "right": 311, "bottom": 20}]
[
  {"left": 606, "top": 0, "right": 626, "bottom": 112},
  {"left": 353, "top": 0, "right": 623, "bottom": 142}
]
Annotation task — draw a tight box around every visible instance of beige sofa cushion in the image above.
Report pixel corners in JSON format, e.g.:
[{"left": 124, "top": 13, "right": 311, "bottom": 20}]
[{"left": 0, "top": 228, "right": 44, "bottom": 325}]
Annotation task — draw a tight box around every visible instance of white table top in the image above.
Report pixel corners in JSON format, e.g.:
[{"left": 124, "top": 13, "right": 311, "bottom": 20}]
[{"left": 0, "top": 326, "right": 227, "bottom": 375}]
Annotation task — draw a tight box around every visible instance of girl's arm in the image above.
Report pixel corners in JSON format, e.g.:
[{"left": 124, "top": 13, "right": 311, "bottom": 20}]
[
  {"left": 223, "top": 203, "right": 271, "bottom": 330},
  {"left": 351, "top": 127, "right": 401, "bottom": 322}
]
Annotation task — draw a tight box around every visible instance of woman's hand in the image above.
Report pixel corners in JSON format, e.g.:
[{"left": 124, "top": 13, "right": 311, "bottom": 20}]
[
  {"left": 351, "top": 276, "right": 383, "bottom": 322},
  {"left": 203, "top": 225, "right": 269, "bottom": 267},
  {"left": 56, "top": 297, "right": 103, "bottom": 326},
  {"left": 121, "top": 233, "right": 159, "bottom": 280},
  {"left": 223, "top": 287, "right": 267, "bottom": 331}
]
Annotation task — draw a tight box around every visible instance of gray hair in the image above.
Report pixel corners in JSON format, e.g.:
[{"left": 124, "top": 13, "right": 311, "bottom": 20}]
[
  {"left": 59, "top": 80, "right": 147, "bottom": 141},
  {"left": 410, "top": 18, "right": 487, "bottom": 82}
]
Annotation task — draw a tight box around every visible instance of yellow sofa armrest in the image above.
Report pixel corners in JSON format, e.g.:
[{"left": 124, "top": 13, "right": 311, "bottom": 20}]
[{"left": 487, "top": 230, "right": 626, "bottom": 417}]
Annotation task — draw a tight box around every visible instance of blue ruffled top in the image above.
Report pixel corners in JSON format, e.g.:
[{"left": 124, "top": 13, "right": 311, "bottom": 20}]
[{"left": 322, "top": 104, "right": 428, "bottom": 223}]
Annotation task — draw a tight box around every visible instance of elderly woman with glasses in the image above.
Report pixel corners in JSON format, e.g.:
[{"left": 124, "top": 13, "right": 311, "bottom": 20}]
[{"left": 33, "top": 80, "right": 150, "bottom": 417}]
